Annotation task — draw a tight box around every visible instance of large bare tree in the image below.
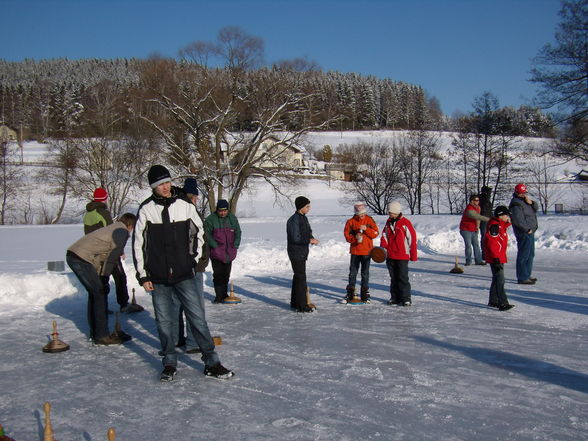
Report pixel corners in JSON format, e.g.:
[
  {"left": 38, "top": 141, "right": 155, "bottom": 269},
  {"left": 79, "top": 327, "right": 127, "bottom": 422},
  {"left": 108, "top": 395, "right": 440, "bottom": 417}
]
[
  {"left": 340, "top": 142, "right": 403, "bottom": 214},
  {"left": 530, "top": 0, "right": 588, "bottom": 161},
  {"left": 139, "top": 28, "right": 334, "bottom": 212}
]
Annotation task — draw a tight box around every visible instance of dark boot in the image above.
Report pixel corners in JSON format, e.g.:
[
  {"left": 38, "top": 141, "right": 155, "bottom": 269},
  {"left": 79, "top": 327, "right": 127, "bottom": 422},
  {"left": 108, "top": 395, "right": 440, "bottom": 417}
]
[
  {"left": 345, "top": 284, "right": 356, "bottom": 301},
  {"left": 360, "top": 286, "right": 370, "bottom": 302},
  {"left": 213, "top": 285, "right": 225, "bottom": 303}
]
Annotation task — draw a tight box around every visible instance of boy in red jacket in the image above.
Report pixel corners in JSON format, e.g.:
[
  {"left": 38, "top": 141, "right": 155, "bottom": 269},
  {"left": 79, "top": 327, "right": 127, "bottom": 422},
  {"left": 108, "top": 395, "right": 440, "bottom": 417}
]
[
  {"left": 343, "top": 202, "right": 379, "bottom": 302},
  {"left": 380, "top": 202, "right": 417, "bottom": 306},
  {"left": 484, "top": 206, "right": 515, "bottom": 311}
]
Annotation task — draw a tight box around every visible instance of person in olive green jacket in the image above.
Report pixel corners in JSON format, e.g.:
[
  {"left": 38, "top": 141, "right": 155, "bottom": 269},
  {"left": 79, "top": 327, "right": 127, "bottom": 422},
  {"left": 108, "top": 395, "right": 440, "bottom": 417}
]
[
  {"left": 204, "top": 199, "right": 241, "bottom": 303},
  {"left": 66, "top": 213, "right": 136, "bottom": 345}
]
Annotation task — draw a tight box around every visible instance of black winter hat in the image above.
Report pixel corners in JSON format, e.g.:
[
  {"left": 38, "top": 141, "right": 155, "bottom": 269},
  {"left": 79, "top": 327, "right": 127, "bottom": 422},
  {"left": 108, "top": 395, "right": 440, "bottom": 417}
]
[
  {"left": 216, "top": 199, "right": 229, "bottom": 211},
  {"left": 183, "top": 178, "right": 199, "bottom": 196},
  {"left": 295, "top": 196, "right": 310, "bottom": 211},
  {"left": 148, "top": 165, "right": 171, "bottom": 189},
  {"left": 494, "top": 205, "right": 511, "bottom": 217}
]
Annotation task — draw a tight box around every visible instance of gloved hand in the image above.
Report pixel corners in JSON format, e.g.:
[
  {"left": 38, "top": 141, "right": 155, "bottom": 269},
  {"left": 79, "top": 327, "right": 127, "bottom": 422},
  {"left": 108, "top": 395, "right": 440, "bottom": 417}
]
[
  {"left": 356, "top": 234, "right": 363, "bottom": 243},
  {"left": 359, "top": 225, "right": 367, "bottom": 232}
]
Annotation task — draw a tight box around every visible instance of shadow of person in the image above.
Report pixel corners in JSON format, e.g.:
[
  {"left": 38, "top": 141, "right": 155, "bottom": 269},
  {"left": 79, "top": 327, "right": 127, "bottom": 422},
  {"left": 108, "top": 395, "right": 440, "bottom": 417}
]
[{"left": 415, "top": 335, "right": 588, "bottom": 394}]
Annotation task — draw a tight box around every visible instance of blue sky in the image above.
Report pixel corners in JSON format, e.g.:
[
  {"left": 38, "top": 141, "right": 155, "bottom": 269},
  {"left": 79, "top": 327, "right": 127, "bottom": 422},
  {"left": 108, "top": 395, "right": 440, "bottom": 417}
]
[{"left": 2, "top": 0, "right": 561, "bottom": 116}]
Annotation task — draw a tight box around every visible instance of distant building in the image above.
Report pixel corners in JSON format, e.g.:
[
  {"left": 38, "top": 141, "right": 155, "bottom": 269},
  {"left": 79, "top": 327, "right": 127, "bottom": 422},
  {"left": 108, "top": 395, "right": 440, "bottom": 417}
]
[
  {"left": 0, "top": 125, "right": 18, "bottom": 142},
  {"left": 256, "top": 135, "right": 308, "bottom": 171},
  {"left": 325, "top": 163, "right": 358, "bottom": 181}
]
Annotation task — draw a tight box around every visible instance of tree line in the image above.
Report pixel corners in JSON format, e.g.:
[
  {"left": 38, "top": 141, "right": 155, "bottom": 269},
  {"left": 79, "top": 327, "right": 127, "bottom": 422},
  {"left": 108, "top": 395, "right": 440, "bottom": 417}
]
[{"left": 2, "top": 0, "right": 585, "bottom": 226}]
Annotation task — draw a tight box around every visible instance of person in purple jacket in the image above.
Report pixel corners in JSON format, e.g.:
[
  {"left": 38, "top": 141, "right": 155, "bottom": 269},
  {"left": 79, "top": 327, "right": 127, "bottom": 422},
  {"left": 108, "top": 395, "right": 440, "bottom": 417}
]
[{"left": 204, "top": 199, "right": 242, "bottom": 303}]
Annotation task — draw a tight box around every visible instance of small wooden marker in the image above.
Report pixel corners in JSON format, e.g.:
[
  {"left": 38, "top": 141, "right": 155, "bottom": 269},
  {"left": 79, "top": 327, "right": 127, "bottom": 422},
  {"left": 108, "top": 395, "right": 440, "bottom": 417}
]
[
  {"left": 107, "top": 427, "right": 116, "bottom": 441},
  {"left": 223, "top": 281, "right": 242, "bottom": 304},
  {"left": 42, "top": 321, "right": 70, "bottom": 353},
  {"left": 306, "top": 287, "right": 316, "bottom": 311},
  {"left": 449, "top": 256, "right": 464, "bottom": 274},
  {"left": 212, "top": 336, "right": 223, "bottom": 346},
  {"left": 43, "top": 402, "right": 56, "bottom": 441}
]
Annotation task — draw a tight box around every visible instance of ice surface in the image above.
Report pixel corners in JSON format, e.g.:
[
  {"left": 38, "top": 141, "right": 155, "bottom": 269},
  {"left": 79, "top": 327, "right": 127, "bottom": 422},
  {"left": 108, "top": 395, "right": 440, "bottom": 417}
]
[{"left": 1, "top": 182, "right": 587, "bottom": 441}]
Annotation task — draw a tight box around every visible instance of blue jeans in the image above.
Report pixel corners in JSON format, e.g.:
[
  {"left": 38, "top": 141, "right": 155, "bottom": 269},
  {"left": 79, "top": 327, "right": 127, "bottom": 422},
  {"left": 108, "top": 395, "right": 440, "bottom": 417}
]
[
  {"left": 151, "top": 277, "right": 219, "bottom": 368},
  {"left": 348, "top": 254, "right": 371, "bottom": 288},
  {"left": 66, "top": 253, "right": 109, "bottom": 340},
  {"left": 184, "top": 272, "right": 203, "bottom": 350},
  {"left": 460, "top": 230, "right": 482, "bottom": 265},
  {"left": 515, "top": 232, "right": 535, "bottom": 282}
]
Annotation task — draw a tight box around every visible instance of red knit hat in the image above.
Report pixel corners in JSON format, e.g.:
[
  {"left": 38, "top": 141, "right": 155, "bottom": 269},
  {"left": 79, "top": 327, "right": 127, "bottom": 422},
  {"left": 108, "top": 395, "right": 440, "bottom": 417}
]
[{"left": 93, "top": 188, "right": 108, "bottom": 202}]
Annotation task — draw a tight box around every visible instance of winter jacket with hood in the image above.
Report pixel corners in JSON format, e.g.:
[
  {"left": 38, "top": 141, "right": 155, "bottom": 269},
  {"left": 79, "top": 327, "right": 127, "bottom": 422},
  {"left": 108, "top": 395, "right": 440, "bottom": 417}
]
[
  {"left": 83, "top": 201, "right": 113, "bottom": 234},
  {"left": 344, "top": 214, "right": 379, "bottom": 255},
  {"left": 483, "top": 217, "right": 511, "bottom": 264},
  {"left": 68, "top": 221, "right": 130, "bottom": 276},
  {"left": 133, "top": 187, "right": 204, "bottom": 286},
  {"left": 380, "top": 214, "right": 418, "bottom": 261}
]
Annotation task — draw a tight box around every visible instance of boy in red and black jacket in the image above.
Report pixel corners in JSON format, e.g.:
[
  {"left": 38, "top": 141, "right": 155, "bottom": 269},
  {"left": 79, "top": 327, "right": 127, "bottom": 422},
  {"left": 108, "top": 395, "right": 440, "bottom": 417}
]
[{"left": 484, "top": 206, "right": 515, "bottom": 311}]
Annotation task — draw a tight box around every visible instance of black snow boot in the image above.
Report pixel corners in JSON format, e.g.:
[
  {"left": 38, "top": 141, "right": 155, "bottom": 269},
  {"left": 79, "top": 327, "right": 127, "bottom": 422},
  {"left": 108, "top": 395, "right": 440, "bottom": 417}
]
[
  {"left": 213, "top": 285, "right": 226, "bottom": 303},
  {"left": 360, "top": 286, "right": 370, "bottom": 303},
  {"left": 345, "top": 285, "right": 355, "bottom": 302}
]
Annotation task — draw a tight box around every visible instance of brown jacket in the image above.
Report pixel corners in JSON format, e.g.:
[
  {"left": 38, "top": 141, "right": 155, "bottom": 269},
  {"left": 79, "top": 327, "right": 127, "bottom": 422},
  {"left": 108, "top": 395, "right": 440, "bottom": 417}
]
[{"left": 68, "top": 221, "right": 130, "bottom": 276}]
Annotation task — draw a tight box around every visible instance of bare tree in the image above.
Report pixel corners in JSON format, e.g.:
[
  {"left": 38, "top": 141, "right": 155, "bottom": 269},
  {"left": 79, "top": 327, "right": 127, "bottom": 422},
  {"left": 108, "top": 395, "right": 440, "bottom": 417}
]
[
  {"left": 530, "top": 0, "right": 588, "bottom": 161},
  {"left": 0, "top": 140, "right": 22, "bottom": 224},
  {"left": 70, "top": 136, "right": 160, "bottom": 215},
  {"left": 37, "top": 138, "right": 79, "bottom": 224},
  {"left": 144, "top": 30, "right": 334, "bottom": 212},
  {"left": 527, "top": 155, "right": 567, "bottom": 214},
  {"left": 396, "top": 130, "right": 442, "bottom": 214},
  {"left": 340, "top": 142, "right": 403, "bottom": 214}
]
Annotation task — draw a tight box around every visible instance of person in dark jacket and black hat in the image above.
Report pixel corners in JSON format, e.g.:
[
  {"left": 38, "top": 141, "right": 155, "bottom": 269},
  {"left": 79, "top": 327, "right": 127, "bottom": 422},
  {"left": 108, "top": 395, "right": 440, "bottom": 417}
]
[
  {"left": 286, "top": 196, "right": 319, "bottom": 312},
  {"left": 133, "top": 165, "right": 234, "bottom": 382}
]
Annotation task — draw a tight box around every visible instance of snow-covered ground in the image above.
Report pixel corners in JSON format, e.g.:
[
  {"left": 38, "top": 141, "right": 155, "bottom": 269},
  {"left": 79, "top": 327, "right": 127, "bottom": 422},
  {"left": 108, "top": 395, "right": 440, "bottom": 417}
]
[{"left": 1, "top": 179, "right": 587, "bottom": 441}]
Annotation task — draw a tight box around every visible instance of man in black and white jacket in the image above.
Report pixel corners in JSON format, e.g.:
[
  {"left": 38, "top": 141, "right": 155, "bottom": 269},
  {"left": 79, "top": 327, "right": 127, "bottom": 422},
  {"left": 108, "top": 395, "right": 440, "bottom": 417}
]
[{"left": 133, "top": 164, "right": 234, "bottom": 382}]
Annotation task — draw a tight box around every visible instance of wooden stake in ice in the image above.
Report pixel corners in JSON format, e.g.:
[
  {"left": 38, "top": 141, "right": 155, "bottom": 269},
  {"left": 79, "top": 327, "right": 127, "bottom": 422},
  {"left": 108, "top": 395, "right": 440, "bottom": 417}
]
[
  {"left": 43, "top": 402, "right": 56, "bottom": 441},
  {"left": 42, "top": 321, "right": 70, "bottom": 353},
  {"left": 223, "top": 280, "right": 242, "bottom": 304}
]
